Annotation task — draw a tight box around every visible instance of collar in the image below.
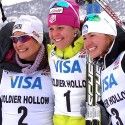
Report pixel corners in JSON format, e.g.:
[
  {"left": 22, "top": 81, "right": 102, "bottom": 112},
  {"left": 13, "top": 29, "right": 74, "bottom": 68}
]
[{"left": 48, "top": 36, "right": 84, "bottom": 59}]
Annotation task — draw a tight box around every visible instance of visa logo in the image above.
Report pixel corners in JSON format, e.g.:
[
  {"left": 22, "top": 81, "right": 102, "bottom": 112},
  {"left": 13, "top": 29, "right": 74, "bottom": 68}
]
[
  {"left": 102, "top": 73, "right": 117, "bottom": 92},
  {"left": 54, "top": 60, "right": 82, "bottom": 73},
  {"left": 11, "top": 76, "right": 42, "bottom": 89}
]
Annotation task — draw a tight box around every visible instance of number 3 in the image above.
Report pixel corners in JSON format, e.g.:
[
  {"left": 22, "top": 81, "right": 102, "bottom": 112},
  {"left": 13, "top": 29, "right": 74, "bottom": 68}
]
[
  {"left": 18, "top": 106, "right": 28, "bottom": 125},
  {"left": 111, "top": 108, "right": 123, "bottom": 125}
]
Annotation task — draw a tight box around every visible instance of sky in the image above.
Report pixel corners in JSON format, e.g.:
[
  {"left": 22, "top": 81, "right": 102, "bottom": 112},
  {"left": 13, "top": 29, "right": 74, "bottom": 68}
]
[{"left": 2, "top": 0, "right": 32, "bottom": 6}]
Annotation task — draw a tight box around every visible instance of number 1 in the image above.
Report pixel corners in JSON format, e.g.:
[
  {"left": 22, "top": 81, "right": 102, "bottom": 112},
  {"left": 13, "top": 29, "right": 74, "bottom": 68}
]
[{"left": 64, "top": 90, "right": 71, "bottom": 112}]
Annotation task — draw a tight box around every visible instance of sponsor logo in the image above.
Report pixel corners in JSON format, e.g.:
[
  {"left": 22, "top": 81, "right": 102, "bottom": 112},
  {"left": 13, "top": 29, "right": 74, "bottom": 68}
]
[
  {"left": 49, "top": 7, "right": 63, "bottom": 14},
  {"left": 49, "top": 15, "right": 56, "bottom": 23},
  {"left": 82, "top": 25, "right": 88, "bottom": 35},
  {"left": 102, "top": 73, "right": 117, "bottom": 92},
  {"left": 32, "top": 31, "right": 40, "bottom": 38},
  {"left": 113, "top": 56, "right": 120, "bottom": 70},
  {"left": 54, "top": 60, "right": 82, "bottom": 73},
  {"left": 13, "top": 24, "right": 22, "bottom": 30},
  {"left": 11, "top": 76, "right": 42, "bottom": 89}
]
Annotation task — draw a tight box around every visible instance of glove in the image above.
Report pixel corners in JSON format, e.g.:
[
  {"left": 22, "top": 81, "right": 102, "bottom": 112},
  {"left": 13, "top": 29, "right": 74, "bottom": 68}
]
[
  {"left": 98, "top": 103, "right": 111, "bottom": 125},
  {"left": 80, "top": 101, "right": 98, "bottom": 121},
  {"left": 80, "top": 100, "right": 111, "bottom": 125},
  {"left": 80, "top": 100, "right": 87, "bottom": 117}
]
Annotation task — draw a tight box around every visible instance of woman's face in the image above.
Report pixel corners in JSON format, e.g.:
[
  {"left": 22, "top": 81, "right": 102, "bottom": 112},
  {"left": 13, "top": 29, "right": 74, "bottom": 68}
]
[
  {"left": 12, "top": 31, "right": 41, "bottom": 61},
  {"left": 83, "top": 32, "right": 113, "bottom": 59},
  {"left": 49, "top": 25, "right": 77, "bottom": 50}
]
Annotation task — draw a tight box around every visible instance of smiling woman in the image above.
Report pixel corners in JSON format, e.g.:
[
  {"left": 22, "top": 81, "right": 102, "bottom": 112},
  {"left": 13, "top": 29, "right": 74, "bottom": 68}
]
[
  {"left": 47, "top": 1, "right": 86, "bottom": 125},
  {"left": 0, "top": 15, "right": 54, "bottom": 125},
  {"left": 82, "top": 11, "right": 125, "bottom": 125}
]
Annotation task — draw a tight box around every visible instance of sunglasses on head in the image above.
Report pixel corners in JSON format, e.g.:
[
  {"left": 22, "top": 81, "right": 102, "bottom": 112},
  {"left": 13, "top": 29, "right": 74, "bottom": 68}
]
[
  {"left": 85, "top": 13, "right": 101, "bottom": 22},
  {"left": 49, "top": 0, "right": 79, "bottom": 19},
  {"left": 11, "top": 34, "right": 32, "bottom": 44},
  {"left": 49, "top": 0, "right": 69, "bottom": 9}
]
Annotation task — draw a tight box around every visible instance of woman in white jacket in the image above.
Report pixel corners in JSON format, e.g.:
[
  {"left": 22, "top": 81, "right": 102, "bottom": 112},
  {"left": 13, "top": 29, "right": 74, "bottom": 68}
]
[
  {"left": 0, "top": 15, "right": 54, "bottom": 125},
  {"left": 82, "top": 11, "right": 125, "bottom": 125}
]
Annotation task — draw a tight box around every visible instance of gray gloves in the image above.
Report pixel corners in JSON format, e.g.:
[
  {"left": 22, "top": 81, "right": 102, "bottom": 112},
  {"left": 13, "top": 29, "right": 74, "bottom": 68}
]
[{"left": 80, "top": 100, "right": 111, "bottom": 125}]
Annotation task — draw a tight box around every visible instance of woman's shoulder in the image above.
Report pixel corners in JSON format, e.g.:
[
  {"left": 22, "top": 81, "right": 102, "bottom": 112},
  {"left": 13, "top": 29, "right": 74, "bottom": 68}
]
[
  {"left": 105, "top": 23, "right": 125, "bottom": 67},
  {"left": 0, "top": 22, "right": 14, "bottom": 62},
  {"left": 0, "top": 22, "right": 22, "bottom": 72}
]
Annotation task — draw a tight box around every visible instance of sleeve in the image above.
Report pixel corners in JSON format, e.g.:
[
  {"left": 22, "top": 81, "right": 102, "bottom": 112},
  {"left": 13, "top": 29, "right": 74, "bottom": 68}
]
[
  {"left": 98, "top": 100, "right": 112, "bottom": 125},
  {"left": 0, "top": 22, "right": 14, "bottom": 62}
]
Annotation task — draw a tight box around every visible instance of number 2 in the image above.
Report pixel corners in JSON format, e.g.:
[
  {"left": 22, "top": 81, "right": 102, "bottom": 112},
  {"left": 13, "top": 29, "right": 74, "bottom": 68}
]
[{"left": 18, "top": 106, "right": 28, "bottom": 125}]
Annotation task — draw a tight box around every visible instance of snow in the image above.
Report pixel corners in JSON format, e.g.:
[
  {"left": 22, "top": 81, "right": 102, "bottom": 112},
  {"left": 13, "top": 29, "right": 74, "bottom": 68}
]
[
  {"left": 2, "top": 0, "right": 32, "bottom": 6},
  {"left": 2, "top": 0, "right": 125, "bottom": 6}
]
